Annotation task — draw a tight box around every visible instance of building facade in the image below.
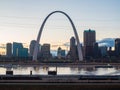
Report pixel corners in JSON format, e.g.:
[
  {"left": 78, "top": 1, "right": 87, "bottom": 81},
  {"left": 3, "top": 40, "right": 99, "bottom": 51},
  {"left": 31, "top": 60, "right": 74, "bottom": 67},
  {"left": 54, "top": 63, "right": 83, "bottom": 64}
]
[
  {"left": 84, "top": 29, "right": 96, "bottom": 58},
  {"left": 6, "top": 43, "right": 12, "bottom": 57},
  {"left": 13, "top": 42, "right": 28, "bottom": 57},
  {"left": 93, "top": 42, "right": 99, "bottom": 58},
  {"left": 69, "top": 37, "right": 78, "bottom": 61},
  {"left": 99, "top": 46, "right": 108, "bottom": 57},
  {"left": 41, "top": 44, "right": 51, "bottom": 59}
]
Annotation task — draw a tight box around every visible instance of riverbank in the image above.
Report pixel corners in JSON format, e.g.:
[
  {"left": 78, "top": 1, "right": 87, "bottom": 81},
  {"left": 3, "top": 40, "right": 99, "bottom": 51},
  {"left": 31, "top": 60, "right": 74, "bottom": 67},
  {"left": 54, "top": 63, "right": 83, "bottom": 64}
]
[
  {"left": 0, "top": 61, "right": 120, "bottom": 68},
  {"left": 0, "top": 75, "right": 120, "bottom": 90},
  {"left": 0, "top": 82, "right": 120, "bottom": 90}
]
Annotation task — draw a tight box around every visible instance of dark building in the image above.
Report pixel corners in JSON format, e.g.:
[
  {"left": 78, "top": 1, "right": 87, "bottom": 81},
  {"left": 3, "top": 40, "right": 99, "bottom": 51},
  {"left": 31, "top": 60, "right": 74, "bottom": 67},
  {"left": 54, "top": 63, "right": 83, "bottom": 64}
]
[
  {"left": 115, "top": 38, "right": 120, "bottom": 57},
  {"left": 69, "top": 37, "right": 78, "bottom": 61},
  {"left": 99, "top": 46, "right": 108, "bottom": 57},
  {"left": 13, "top": 42, "right": 28, "bottom": 57},
  {"left": 13, "top": 42, "right": 23, "bottom": 57},
  {"left": 93, "top": 42, "right": 99, "bottom": 58},
  {"left": 41, "top": 44, "right": 51, "bottom": 59},
  {"left": 84, "top": 29, "right": 96, "bottom": 58},
  {"left": 6, "top": 43, "right": 12, "bottom": 57}
]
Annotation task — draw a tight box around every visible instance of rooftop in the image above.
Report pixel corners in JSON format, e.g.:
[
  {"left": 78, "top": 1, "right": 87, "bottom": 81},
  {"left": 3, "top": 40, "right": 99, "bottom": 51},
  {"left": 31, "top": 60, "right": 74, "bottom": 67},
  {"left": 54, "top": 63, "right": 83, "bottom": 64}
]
[{"left": 84, "top": 29, "right": 95, "bottom": 32}]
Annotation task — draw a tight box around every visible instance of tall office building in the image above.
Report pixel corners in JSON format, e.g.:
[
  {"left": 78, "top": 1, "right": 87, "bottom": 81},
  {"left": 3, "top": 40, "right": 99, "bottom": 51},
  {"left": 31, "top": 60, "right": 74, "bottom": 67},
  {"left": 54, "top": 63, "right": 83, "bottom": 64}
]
[
  {"left": 41, "top": 44, "right": 51, "bottom": 59},
  {"left": 29, "top": 40, "right": 37, "bottom": 56},
  {"left": 84, "top": 29, "right": 96, "bottom": 58},
  {"left": 93, "top": 42, "right": 99, "bottom": 58},
  {"left": 6, "top": 43, "right": 12, "bottom": 57},
  {"left": 69, "top": 37, "right": 78, "bottom": 61},
  {"left": 13, "top": 42, "right": 28, "bottom": 57},
  {"left": 115, "top": 38, "right": 120, "bottom": 56}
]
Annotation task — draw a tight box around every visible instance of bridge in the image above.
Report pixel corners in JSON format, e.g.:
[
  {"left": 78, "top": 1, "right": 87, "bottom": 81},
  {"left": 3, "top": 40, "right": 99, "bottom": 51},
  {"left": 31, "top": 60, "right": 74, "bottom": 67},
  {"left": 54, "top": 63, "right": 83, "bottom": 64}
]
[{"left": 0, "top": 75, "right": 120, "bottom": 83}]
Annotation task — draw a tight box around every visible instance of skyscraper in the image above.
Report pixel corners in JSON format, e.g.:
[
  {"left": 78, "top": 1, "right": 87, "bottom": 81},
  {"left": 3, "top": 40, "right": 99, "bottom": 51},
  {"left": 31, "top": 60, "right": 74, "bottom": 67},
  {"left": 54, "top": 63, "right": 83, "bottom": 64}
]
[
  {"left": 84, "top": 29, "right": 96, "bottom": 58},
  {"left": 69, "top": 37, "right": 78, "bottom": 61},
  {"left": 6, "top": 43, "right": 12, "bottom": 57},
  {"left": 13, "top": 42, "right": 23, "bottom": 57},
  {"left": 93, "top": 42, "right": 99, "bottom": 58},
  {"left": 13, "top": 42, "right": 28, "bottom": 57}
]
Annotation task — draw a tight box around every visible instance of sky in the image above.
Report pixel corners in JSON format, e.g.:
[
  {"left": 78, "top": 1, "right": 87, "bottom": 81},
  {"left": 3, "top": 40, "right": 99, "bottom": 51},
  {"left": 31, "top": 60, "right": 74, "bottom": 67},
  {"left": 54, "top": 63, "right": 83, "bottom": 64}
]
[{"left": 0, "top": 0, "right": 120, "bottom": 46}]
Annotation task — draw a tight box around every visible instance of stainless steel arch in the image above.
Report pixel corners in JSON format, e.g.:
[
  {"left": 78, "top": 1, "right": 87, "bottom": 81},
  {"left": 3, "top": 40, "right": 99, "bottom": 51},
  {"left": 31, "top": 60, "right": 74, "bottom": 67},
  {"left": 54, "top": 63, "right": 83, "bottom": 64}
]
[{"left": 33, "top": 11, "right": 83, "bottom": 61}]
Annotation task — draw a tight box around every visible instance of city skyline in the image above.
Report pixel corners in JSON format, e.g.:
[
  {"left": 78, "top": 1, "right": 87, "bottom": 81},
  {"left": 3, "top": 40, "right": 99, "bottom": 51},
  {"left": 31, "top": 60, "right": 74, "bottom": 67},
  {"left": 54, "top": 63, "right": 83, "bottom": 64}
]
[
  {"left": 0, "top": 0, "right": 120, "bottom": 45},
  {"left": 2, "top": 34, "right": 120, "bottom": 62}
]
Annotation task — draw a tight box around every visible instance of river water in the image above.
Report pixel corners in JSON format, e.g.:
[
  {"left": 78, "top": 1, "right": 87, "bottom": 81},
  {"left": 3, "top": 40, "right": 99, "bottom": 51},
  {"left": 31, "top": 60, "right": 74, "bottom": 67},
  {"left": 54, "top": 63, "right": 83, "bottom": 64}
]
[{"left": 0, "top": 64, "right": 120, "bottom": 75}]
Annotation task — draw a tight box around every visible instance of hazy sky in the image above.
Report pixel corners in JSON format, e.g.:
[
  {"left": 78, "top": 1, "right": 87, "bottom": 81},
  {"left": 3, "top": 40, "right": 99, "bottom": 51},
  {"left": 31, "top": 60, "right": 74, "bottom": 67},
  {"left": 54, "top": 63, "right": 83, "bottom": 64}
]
[{"left": 0, "top": 0, "right": 120, "bottom": 45}]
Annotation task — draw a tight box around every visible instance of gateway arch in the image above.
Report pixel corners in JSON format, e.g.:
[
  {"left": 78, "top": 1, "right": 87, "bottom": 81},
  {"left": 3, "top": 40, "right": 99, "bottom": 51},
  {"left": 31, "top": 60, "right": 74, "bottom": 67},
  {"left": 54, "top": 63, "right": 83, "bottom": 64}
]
[{"left": 33, "top": 11, "right": 83, "bottom": 61}]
